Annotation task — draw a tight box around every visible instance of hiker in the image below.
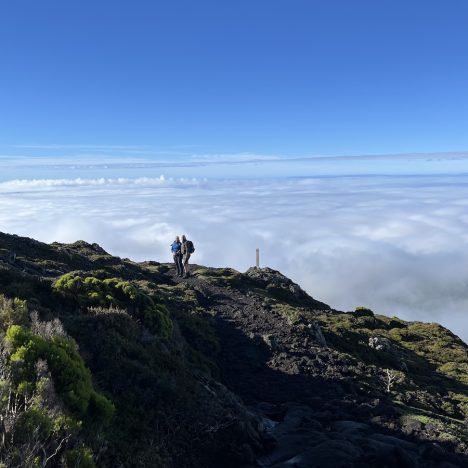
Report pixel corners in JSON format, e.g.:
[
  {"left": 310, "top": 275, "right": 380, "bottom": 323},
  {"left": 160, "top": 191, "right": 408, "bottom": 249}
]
[
  {"left": 171, "top": 236, "right": 183, "bottom": 277},
  {"left": 180, "top": 234, "right": 195, "bottom": 278}
]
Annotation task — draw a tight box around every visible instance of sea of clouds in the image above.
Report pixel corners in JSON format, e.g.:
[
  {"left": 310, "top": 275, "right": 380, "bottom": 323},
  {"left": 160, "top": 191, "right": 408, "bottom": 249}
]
[{"left": 1, "top": 153, "right": 468, "bottom": 343}]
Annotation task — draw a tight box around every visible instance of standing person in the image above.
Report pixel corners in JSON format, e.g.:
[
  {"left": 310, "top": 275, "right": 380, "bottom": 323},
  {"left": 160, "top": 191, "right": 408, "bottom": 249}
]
[
  {"left": 180, "top": 234, "right": 195, "bottom": 278},
  {"left": 171, "top": 236, "right": 183, "bottom": 277}
]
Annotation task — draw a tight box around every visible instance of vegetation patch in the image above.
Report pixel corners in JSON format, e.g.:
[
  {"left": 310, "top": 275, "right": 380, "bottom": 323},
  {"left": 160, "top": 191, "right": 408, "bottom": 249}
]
[
  {"left": 53, "top": 273, "right": 172, "bottom": 339},
  {"left": 6, "top": 324, "right": 114, "bottom": 422},
  {"left": 272, "top": 303, "right": 301, "bottom": 324}
]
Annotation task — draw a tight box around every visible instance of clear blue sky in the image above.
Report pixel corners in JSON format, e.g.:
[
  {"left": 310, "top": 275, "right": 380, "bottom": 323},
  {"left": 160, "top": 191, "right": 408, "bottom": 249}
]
[{"left": 1, "top": 0, "right": 467, "bottom": 157}]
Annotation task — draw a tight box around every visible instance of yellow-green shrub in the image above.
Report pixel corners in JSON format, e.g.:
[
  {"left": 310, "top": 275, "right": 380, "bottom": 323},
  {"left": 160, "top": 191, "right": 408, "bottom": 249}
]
[
  {"left": 0, "top": 294, "right": 29, "bottom": 330},
  {"left": 53, "top": 274, "right": 172, "bottom": 338},
  {"left": 6, "top": 325, "right": 114, "bottom": 423}
]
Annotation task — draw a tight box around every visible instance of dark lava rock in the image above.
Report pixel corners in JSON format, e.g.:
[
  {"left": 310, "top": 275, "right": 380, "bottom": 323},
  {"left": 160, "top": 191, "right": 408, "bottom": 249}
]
[
  {"left": 402, "top": 417, "right": 423, "bottom": 436},
  {"left": 331, "top": 420, "right": 370, "bottom": 433},
  {"left": 274, "top": 439, "right": 363, "bottom": 468},
  {"left": 368, "top": 433, "right": 418, "bottom": 451}
]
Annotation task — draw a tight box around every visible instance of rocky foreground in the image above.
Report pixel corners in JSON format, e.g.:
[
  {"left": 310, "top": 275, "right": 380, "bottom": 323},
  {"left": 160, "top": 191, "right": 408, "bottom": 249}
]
[{"left": 0, "top": 231, "right": 467, "bottom": 467}]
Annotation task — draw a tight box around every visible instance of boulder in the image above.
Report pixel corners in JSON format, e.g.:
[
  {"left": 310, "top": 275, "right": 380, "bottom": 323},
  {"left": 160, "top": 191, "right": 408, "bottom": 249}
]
[
  {"left": 401, "top": 417, "right": 423, "bottom": 436},
  {"left": 369, "top": 433, "right": 418, "bottom": 451},
  {"left": 331, "top": 420, "right": 369, "bottom": 433},
  {"left": 278, "top": 439, "right": 363, "bottom": 468},
  {"left": 256, "top": 433, "right": 321, "bottom": 466},
  {"left": 307, "top": 322, "right": 327, "bottom": 347},
  {"left": 263, "top": 334, "right": 282, "bottom": 351},
  {"left": 368, "top": 336, "right": 394, "bottom": 352}
]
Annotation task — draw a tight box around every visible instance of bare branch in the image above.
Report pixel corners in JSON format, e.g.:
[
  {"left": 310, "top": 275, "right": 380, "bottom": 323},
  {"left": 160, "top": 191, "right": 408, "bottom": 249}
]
[{"left": 42, "top": 434, "right": 71, "bottom": 467}]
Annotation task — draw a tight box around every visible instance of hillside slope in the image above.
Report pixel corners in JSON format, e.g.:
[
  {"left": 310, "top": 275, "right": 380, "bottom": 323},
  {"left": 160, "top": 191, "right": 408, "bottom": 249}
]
[{"left": 0, "top": 231, "right": 467, "bottom": 467}]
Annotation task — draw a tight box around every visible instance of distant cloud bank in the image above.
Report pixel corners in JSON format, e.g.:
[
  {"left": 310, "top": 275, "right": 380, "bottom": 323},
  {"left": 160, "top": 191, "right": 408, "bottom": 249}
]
[
  {"left": 0, "top": 176, "right": 170, "bottom": 189},
  {"left": 0, "top": 155, "right": 468, "bottom": 343}
]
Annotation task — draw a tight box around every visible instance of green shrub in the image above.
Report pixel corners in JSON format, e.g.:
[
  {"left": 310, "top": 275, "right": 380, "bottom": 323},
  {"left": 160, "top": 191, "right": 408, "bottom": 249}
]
[
  {"left": 65, "top": 447, "right": 96, "bottom": 468},
  {"left": 13, "top": 407, "right": 52, "bottom": 443},
  {"left": 142, "top": 303, "right": 173, "bottom": 339},
  {"left": 54, "top": 274, "right": 106, "bottom": 306},
  {"left": 88, "top": 391, "right": 115, "bottom": 424},
  {"left": 452, "top": 393, "right": 468, "bottom": 417},
  {"left": 54, "top": 274, "right": 84, "bottom": 298},
  {"left": 0, "top": 294, "right": 29, "bottom": 330},
  {"left": 6, "top": 325, "right": 114, "bottom": 423},
  {"left": 53, "top": 274, "right": 172, "bottom": 338},
  {"left": 354, "top": 306, "right": 375, "bottom": 317},
  {"left": 388, "top": 317, "right": 406, "bottom": 329}
]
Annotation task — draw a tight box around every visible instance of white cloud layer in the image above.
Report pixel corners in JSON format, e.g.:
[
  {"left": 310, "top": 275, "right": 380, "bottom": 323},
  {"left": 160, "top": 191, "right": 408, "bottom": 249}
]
[{"left": 0, "top": 161, "right": 468, "bottom": 343}]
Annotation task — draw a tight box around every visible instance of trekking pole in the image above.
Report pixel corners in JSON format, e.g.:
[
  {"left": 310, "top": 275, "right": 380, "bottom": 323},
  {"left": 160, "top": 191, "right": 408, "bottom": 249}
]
[{"left": 256, "top": 248, "right": 260, "bottom": 268}]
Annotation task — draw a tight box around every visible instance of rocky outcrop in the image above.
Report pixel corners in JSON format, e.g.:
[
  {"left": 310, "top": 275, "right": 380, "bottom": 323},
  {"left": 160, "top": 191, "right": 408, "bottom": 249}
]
[
  {"left": 306, "top": 321, "right": 327, "bottom": 347},
  {"left": 255, "top": 403, "right": 467, "bottom": 468},
  {"left": 245, "top": 267, "right": 331, "bottom": 309},
  {"left": 368, "top": 336, "right": 409, "bottom": 372},
  {"left": 369, "top": 336, "right": 394, "bottom": 352}
]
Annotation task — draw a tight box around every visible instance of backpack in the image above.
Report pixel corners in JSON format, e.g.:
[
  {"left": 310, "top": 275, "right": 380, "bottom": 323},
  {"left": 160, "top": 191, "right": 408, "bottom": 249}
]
[{"left": 186, "top": 240, "right": 195, "bottom": 254}]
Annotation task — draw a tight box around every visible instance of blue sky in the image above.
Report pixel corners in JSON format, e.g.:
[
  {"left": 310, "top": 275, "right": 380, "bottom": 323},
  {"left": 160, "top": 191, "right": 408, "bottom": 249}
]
[
  {"left": 1, "top": 0, "right": 468, "bottom": 156},
  {"left": 2, "top": 2, "right": 468, "bottom": 341}
]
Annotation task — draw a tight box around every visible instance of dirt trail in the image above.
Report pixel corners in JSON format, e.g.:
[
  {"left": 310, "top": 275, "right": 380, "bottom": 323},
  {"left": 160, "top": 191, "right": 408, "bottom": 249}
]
[{"left": 168, "top": 265, "right": 351, "bottom": 406}]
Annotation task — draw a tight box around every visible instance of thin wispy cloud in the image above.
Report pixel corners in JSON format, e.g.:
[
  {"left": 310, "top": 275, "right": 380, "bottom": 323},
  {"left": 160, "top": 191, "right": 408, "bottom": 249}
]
[
  {"left": 13, "top": 144, "right": 154, "bottom": 150},
  {"left": 9, "top": 143, "right": 207, "bottom": 156}
]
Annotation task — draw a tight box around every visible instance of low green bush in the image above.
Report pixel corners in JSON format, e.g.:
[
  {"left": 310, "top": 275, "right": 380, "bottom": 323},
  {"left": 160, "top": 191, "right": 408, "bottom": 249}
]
[
  {"left": 53, "top": 273, "right": 172, "bottom": 339},
  {"left": 0, "top": 294, "right": 29, "bottom": 330},
  {"left": 6, "top": 324, "right": 114, "bottom": 423},
  {"left": 13, "top": 407, "right": 52, "bottom": 443},
  {"left": 354, "top": 306, "right": 375, "bottom": 317},
  {"left": 88, "top": 390, "right": 116, "bottom": 423},
  {"left": 65, "top": 447, "right": 96, "bottom": 468},
  {"left": 53, "top": 274, "right": 137, "bottom": 307}
]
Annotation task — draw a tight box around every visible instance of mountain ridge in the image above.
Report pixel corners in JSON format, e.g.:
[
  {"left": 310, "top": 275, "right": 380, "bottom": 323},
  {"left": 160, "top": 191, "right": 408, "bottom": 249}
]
[{"left": 0, "top": 231, "right": 467, "bottom": 467}]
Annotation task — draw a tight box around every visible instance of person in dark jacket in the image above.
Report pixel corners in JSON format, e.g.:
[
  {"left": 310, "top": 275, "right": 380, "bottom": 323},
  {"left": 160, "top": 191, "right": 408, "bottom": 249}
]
[
  {"left": 171, "top": 236, "right": 183, "bottom": 277},
  {"left": 180, "top": 234, "right": 194, "bottom": 278}
]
